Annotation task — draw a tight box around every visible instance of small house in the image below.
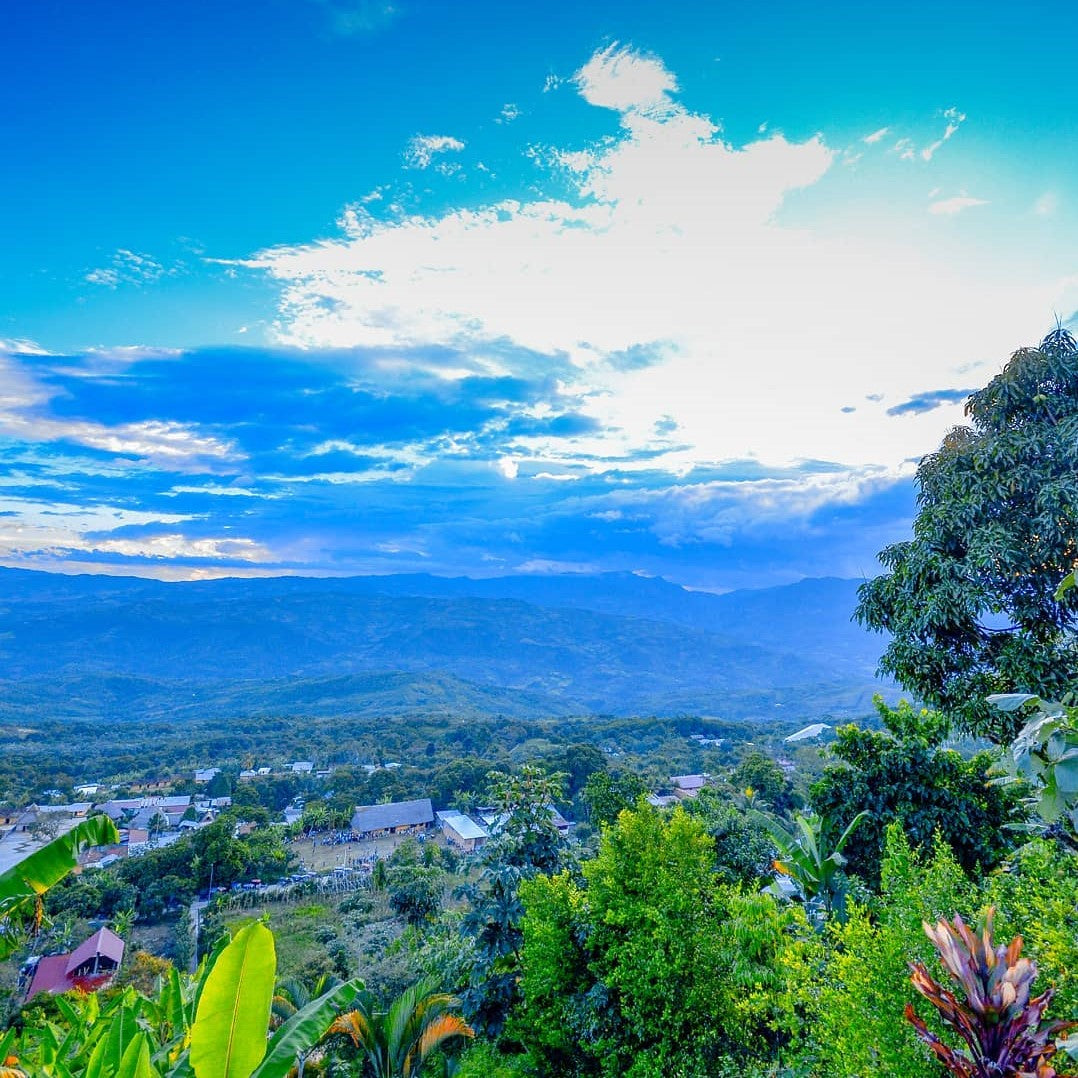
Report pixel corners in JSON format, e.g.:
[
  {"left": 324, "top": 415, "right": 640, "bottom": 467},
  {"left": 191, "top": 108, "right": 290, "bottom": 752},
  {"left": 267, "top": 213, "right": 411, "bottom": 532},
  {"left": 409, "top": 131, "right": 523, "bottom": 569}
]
[
  {"left": 436, "top": 811, "right": 489, "bottom": 852},
  {"left": 671, "top": 774, "right": 709, "bottom": 800},
  {"left": 25, "top": 927, "right": 125, "bottom": 1000}
]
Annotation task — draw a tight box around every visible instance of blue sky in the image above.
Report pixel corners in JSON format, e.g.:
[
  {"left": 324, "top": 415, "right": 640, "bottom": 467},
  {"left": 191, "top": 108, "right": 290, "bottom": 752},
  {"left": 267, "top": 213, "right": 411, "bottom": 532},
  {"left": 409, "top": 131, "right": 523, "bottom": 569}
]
[{"left": 1, "top": 0, "right": 1076, "bottom": 589}]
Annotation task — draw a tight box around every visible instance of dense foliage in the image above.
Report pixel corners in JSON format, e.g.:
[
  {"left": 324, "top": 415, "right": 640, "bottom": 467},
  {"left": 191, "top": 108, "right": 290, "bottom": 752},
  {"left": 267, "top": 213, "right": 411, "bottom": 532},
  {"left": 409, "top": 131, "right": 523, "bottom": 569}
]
[{"left": 810, "top": 697, "right": 1020, "bottom": 884}]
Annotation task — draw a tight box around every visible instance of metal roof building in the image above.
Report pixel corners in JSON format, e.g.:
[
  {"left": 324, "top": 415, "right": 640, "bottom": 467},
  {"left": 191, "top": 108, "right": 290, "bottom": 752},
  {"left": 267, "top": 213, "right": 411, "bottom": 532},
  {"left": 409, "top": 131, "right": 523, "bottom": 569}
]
[{"left": 351, "top": 798, "right": 434, "bottom": 835}]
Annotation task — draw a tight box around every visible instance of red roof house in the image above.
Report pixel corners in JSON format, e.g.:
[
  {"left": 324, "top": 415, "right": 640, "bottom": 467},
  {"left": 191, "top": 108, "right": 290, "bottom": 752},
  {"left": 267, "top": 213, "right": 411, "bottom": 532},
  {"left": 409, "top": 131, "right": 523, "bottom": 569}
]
[{"left": 25, "top": 927, "right": 125, "bottom": 1000}]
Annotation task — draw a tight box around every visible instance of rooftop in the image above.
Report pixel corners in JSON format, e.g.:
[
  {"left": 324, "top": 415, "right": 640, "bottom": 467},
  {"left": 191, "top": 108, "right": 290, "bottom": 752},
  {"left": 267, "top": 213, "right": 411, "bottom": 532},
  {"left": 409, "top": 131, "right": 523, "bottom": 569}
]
[{"left": 351, "top": 798, "right": 433, "bottom": 833}]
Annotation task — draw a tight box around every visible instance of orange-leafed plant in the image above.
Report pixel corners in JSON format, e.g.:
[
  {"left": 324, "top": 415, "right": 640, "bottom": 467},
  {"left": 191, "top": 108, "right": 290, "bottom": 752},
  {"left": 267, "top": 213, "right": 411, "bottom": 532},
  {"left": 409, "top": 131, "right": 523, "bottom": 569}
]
[{"left": 906, "top": 907, "right": 1075, "bottom": 1077}]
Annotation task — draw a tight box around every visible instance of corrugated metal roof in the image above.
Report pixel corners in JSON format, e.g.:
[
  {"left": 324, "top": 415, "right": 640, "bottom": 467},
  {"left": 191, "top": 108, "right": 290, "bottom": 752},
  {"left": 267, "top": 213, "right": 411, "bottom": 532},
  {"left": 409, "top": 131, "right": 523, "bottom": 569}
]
[
  {"left": 351, "top": 798, "right": 433, "bottom": 832},
  {"left": 436, "top": 811, "right": 489, "bottom": 841},
  {"left": 672, "top": 774, "right": 707, "bottom": 790}
]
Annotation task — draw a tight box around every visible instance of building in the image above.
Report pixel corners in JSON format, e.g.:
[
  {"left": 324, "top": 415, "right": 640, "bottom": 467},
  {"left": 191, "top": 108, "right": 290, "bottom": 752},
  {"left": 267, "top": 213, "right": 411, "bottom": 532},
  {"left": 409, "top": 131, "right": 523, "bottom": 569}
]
[
  {"left": 476, "top": 804, "right": 570, "bottom": 836},
  {"left": 646, "top": 794, "right": 678, "bottom": 809},
  {"left": 436, "top": 811, "right": 489, "bottom": 852},
  {"left": 671, "top": 774, "right": 709, "bottom": 799},
  {"left": 100, "top": 798, "right": 144, "bottom": 822},
  {"left": 351, "top": 798, "right": 434, "bottom": 838},
  {"left": 24, "top": 927, "right": 125, "bottom": 1000},
  {"left": 10, "top": 803, "right": 90, "bottom": 832},
  {"left": 194, "top": 768, "right": 221, "bottom": 784},
  {"left": 128, "top": 778, "right": 175, "bottom": 793},
  {"left": 290, "top": 761, "right": 315, "bottom": 774}
]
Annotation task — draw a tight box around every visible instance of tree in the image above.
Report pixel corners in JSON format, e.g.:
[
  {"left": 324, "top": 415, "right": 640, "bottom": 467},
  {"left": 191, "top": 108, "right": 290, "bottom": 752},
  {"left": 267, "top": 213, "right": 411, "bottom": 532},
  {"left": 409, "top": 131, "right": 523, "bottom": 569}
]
[
  {"left": 810, "top": 697, "right": 1021, "bottom": 886},
  {"left": 856, "top": 325, "right": 1078, "bottom": 741},
  {"left": 731, "top": 751, "right": 795, "bottom": 815},
  {"left": 458, "top": 766, "right": 567, "bottom": 1036},
  {"left": 27, "top": 812, "right": 65, "bottom": 842},
  {"left": 328, "top": 977, "right": 473, "bottom": 1078},
  {"left": 581, "top": 769, "right": 647, "bottom": 827},
  {"left": 515, "top": 805, "right": 801, "bottom": 1076},
  {"left": 387, "top": 865, "right": 446, "bottom": 926},
  {"left": 680, "top": 787, "right": 775, "bottom": 886}
]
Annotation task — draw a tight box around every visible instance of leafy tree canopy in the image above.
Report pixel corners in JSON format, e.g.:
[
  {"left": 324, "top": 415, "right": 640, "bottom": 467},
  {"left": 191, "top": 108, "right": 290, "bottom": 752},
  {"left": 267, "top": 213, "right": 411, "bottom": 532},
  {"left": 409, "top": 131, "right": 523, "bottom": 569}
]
[
  {"left": 856, "top": 325, "right": 1078, "bottom": 741},
  {"left": 581, "top": 769, "right": 647, "bottom": 828},
  {"left": 810, "top": 697, "right": 1022, "bottom": 885}
]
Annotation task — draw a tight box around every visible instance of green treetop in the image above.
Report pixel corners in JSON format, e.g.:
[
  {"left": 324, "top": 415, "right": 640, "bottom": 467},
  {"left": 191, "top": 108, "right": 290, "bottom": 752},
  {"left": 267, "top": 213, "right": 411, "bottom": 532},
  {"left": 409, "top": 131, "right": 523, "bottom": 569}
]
[{"left": 856, "top": 325, "right": 1078, "bottom": 741}]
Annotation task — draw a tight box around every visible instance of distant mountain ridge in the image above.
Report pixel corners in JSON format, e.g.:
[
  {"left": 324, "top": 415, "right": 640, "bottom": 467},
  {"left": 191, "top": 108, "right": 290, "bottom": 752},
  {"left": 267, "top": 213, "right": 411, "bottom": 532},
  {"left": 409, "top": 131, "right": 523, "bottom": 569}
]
[{"left": 0, "top": 568, "right": 889, "bottom": 722}]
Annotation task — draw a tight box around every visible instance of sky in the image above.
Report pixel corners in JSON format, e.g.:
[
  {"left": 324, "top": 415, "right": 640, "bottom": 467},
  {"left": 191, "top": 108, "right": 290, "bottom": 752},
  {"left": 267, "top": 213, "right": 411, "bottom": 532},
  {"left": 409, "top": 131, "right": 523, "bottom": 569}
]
[{"left": 2, "top": 0, "right": 1077, "bottom": 590}]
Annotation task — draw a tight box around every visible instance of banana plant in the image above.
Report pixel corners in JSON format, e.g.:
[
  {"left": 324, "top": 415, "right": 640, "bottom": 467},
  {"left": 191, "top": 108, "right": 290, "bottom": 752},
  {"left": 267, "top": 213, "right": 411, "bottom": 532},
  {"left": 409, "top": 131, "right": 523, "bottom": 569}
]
[
  {"left": 11, "top": 922, "right": 362, "bottom": 1078},
  {"left": 761, "top": 810, "right": 868, "bottom": 923},
  {"left": 0, "top": 815, "right": 120, "bottom": 957}
]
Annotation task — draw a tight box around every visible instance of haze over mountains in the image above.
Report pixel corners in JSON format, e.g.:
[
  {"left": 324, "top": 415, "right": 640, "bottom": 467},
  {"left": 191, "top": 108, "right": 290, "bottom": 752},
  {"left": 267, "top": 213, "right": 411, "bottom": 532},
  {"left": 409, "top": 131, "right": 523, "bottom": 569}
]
[{"left": 0, "top": 569, "right": 891, "bottom": 723}]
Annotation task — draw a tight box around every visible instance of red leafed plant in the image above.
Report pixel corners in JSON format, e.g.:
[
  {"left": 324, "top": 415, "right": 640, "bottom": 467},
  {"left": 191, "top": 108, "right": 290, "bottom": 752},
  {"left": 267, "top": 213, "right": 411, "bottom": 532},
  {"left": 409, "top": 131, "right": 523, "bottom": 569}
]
[{"left": 905, "top": 907, "right": 1075, "bottom": 1077}]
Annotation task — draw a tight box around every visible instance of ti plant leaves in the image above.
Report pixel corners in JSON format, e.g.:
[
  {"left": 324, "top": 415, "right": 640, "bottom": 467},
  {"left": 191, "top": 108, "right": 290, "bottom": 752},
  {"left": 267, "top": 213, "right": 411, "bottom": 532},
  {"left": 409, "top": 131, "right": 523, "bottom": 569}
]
[{"left": 906, "top": 907, "right": 1075, "bottom": 1077}]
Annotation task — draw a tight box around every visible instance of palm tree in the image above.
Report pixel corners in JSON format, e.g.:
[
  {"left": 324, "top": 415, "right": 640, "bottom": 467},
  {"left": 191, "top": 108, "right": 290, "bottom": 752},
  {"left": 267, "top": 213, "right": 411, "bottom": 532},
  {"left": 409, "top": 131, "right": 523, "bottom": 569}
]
[
  {"left": 272, "top": 972, "right": 344, "bottom": 1027},
  {"left": 327, "top": 978, "right": 474, "bottom": 1078}
]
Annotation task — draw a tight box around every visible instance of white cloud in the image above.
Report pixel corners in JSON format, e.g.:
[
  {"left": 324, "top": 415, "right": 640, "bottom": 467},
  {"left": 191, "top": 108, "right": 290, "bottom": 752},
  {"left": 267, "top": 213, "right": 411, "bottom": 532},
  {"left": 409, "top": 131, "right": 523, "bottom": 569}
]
[
  {"left": 497, "top": 103, "right": 521, "bottom": 123},
  {"left": 243, "top": 46, "right": 1061, "bottom": 479},
  {"left": 921, "top": 106, "right": 966, "bottom": 161},
  {"left": 863, "top": 126, "right": 890, "bottom": 143},
  {"left": 573, "top": 43, "right": 680, "bottom": 116},
  {"left": 890, "top": 108, "right": 966, "bottom": 163},
  {"left": 85, "top": 248, "right": 171, "bottom": 288},
  {"left": 0, "top": 412, "right": 238, "bottom": 467},
  {"left": 404, "top": 134, "right": 465, "bottom": 169},
  {"left": 928, "top": 195, "right": 989, "bottom": 215},
  {"left": 0, "top": 350, "right": 238, "bottom": 469},
  {"left": 0, "top": 493, "right": 271, "bottom": 566},
  {"left": 0, "top": 338, "right": 50, "bottom": 355}
]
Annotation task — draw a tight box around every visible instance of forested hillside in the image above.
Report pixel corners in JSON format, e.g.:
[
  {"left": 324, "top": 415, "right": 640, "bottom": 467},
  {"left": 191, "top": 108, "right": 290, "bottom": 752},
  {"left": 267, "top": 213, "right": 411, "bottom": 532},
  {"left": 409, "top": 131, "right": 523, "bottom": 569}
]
[{"left": 0, "top": 570, "right": 886, "bottom": 721}]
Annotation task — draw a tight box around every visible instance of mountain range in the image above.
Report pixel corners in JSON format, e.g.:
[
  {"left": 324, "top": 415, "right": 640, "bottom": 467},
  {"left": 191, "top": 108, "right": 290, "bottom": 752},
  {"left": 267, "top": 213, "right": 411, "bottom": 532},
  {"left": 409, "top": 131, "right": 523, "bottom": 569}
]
[{"left": 0, "top": 568, "right": 891, "bottom": 722}]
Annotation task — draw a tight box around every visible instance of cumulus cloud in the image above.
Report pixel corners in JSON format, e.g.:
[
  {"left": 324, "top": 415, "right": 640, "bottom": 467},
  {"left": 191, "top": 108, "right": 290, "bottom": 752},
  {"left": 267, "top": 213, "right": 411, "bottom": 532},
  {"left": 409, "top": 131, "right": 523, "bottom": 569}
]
[
  {"left": 572, "top": 43, "right": 680, "bottom": 116},
  {"left": 240, "top": 45, "right": 1058, "bottom": 485}
]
